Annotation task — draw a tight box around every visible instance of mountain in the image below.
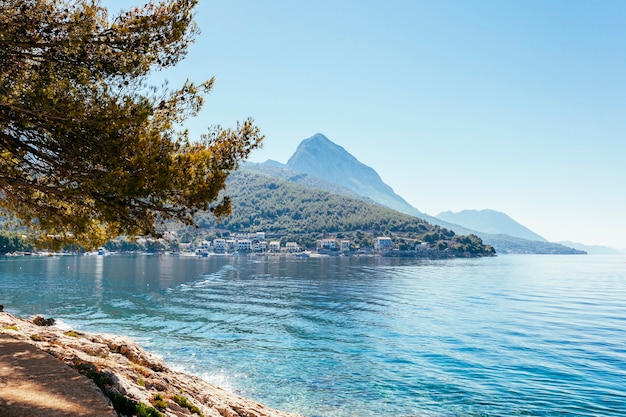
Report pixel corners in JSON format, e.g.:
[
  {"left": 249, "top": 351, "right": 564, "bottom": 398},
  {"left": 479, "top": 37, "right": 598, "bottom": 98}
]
[
  {"left": 262, "top": 159, "right": 285, "bottom": 168},
  {"left": 480, "top": 235, "right": 584, "bottom": 255},
  {"left": 436, "top": 209, "right": 547, "bottom": 242},
  {"left": 192, "top": 169, "right": 495, "bottom": 257},
  {"left": 557, "top": 241, "right": 623, "bottom": 255},
  {"left": 243, "top": 162, "right": 372, "bottom": 202},
  {"left": 284, "top": 133, "right": 427, "bottom": 218},
  {"left": 265, "top": 133, "right": 585, "bottom": 255}
]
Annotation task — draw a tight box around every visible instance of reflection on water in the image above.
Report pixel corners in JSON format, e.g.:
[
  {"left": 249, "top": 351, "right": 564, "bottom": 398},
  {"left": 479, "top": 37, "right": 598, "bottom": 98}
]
[
  {"left": 1, "top": 254, "right": 625, "bottom": 417},
  {"left": 94, "top": 255, "right": 103, "bottom": 305}
]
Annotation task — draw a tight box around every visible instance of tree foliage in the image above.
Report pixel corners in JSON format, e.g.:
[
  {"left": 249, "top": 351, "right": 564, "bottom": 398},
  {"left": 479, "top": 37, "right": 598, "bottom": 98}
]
[
  {"left": 0, "top": 231, "right": 31, "bottom": 254},
  {"left": 196, "top": 170, "right": 435, "bottom": 234},
  {"left": 0, "top": 0, "right": 262, "bottom": 248},
  {"left": 192, "top": 169, "right": 495, "bottom": 256}
]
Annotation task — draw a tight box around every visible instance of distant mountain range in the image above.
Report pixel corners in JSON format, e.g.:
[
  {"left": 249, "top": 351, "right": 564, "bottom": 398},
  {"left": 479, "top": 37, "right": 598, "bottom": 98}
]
[
  {"left": 436, "top": 209, "right": 547, "bottom": 242},
  {"left": 257, "top": 133, "right": 586, "bottom": 255},
  {"left": 195, "top": 168, "right": 495, "bottom": 257},
  {"left": 556, "top": 241, "right": 623, "bottom": 255}
]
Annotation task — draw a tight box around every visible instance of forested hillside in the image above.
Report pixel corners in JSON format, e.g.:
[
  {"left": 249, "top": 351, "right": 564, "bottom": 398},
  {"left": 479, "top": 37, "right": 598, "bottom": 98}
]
[
  {"left": 242, "top": 162, "right": 373, "bottom": 202},
  {"left": 0, "top": 231, "right": 31, "bottom": 254},
  {"left": 193, "top": 169, "right": 495, "bottom": 257},
  {"left": 272, "top": 134, "right": 584, "bottom": 255}
]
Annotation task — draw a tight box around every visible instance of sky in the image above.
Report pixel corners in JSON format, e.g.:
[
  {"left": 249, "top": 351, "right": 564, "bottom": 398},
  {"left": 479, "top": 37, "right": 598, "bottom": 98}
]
[{"left": 104, "top": 0, "right": 625, "bottom": 249}]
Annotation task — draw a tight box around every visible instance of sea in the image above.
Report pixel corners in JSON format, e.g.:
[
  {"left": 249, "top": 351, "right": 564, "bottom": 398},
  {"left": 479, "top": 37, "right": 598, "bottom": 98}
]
[{"left": 1, "top": 253, "right": 624, "bottom": 417}]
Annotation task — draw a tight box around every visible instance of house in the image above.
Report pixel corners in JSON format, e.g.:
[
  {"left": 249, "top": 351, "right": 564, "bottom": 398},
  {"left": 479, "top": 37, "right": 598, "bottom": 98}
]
[
  {"left": 340, "top": 240, "right": 351, "bottom": 252},
  {"left": 317, "top": 239, "right": 337, "bottom": 251},
  {"left": 374, "top": 237, "right": 393, "bottom": 251},
  {"left": 237, "top": 239, "right": 252, "bottom": 252},
  {"left": 269, "top": 241, "right": 281, "bottom": 253},
  {"left": 213, "top": 238, "right": 226, "bottom": 253},
  {"left": 285, "top": 242, "right": 300, "bottom": 253},
  {"left": 179, "top": 242, "right": 194, "bottom": 252}
]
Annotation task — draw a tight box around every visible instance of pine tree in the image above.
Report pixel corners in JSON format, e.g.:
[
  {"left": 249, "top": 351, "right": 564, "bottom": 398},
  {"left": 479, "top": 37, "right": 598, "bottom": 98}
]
[{"left": 0, "top": 0, "right": 262, "bottom": 248}]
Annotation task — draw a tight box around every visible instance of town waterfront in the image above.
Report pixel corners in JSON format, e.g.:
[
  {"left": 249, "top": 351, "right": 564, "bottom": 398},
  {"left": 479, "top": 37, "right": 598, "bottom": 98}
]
[{"left": 1, "top": 254, "right": 624, "bottom": 416}]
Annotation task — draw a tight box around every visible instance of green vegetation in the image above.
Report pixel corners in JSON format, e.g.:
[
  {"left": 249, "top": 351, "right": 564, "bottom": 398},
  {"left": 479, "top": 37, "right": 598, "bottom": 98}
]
[
  {"left": 0, "top": 0, "right": 262, "bottom": 249},
  {"left": 104, "top": 237, "right": 166, "bottom": 253},
  {"left": 196, "top": 170, "right": 431, "bottom": 234},
  {"left": 484, "top": 235, "right": 585, "bottom": 255},
  {"left": 2, "top": 167, "right": 495, "bottom": 257},
  {"left": 3, "top": 325, "right": 18, "bottom": 331},
  {"left": 109, "top": 395, "right": 162, "bottom": 417},
  {"left": 79, "top": 366, "right": 163, "bottom": 417},
  {"left": 0, "top": 1, "right": 494, "bottom": 257},
  {"left": 151, "top": 393, "right": 167, "bottom": 411},
  {"left": 188, "top": 169, "right": 495, "bottom": 257},
  {"left": 173, "top": 394, "right": 203, "bottom": 416},
  {"left": 135, "top": 402, "right": 164, "bottom": 417},
  {"left": 64, "top": 330, "right": 81, "bottom": 338},
  {"left": 0, "top": 231, "right": 31, "bottom": 254}
]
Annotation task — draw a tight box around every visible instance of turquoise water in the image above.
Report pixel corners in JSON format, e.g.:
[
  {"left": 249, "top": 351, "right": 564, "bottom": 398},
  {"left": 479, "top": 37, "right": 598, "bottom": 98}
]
[{"left": 1, "top": 254, "right": 625, "bottom": 416}]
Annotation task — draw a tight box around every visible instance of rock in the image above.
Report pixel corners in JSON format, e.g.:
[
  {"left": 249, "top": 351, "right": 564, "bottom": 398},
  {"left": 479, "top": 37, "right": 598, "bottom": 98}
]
[
  {"left": 0, "top": 311, "right": 303, "bottom": 417},
  {"left": 32, "top": 315, "right": 56, "bottom": 326},
  {"left": 152, "top": 378, "right": 169, "bottom": 392},
  {"left": 76, "top": 361, "right": 99, "bottom": 374}
]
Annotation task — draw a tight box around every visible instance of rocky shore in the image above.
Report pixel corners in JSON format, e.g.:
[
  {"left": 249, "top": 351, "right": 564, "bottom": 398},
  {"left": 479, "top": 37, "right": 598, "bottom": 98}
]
[{"left": 0, "top": 311, "right": 302, "bottom": 417}]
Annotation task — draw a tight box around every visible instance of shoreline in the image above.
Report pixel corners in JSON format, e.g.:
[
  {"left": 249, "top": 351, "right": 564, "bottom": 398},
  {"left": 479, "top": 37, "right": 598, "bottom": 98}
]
[
  {"left": 2, "top": 246, "right": 496, "bottom": 260},
  {"left": 0, "top": 310, "right": 302, "bottom": 417}
]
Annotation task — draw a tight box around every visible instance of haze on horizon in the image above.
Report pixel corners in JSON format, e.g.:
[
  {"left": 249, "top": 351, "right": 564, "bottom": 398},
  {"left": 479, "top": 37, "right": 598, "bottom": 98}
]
[{"left": 102, "top": 0, "right": 626, "bottom": 249}]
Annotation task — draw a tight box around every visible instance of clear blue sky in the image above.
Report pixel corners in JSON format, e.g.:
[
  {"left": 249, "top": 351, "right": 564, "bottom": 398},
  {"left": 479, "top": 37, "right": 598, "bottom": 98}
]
[{"left": 104, "top": 0, "right": 625, "bottom": 248}]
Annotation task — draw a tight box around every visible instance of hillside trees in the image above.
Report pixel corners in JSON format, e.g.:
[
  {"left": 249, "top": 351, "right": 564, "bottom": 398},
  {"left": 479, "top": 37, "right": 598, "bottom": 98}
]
[
  {"left": 0, "top": 0, "right": 262, "bottom": 248},
  {"left": 0, "top": 231, "right": 31, "bottom": 254},
  {"left": 190, "top": 170, "right": 495, "bottom": 256}
]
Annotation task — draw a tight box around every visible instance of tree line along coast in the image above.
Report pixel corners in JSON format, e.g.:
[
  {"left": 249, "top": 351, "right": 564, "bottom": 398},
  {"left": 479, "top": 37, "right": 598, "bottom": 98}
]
[
  {"left": 0, "top": 167, "right": 496, "bottom": 259},
  {"left": 1, "top": 226, "right": 495, "bottom": 259}
]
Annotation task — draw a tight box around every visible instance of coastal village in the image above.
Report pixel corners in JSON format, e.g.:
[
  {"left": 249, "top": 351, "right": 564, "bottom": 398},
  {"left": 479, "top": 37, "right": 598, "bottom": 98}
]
[
  {"left": 114, "top": 230, "right": 440, "bottom": 257},
  {"left": 4, "top": 231, "right": 436, "bottom": 257},
  {"left": 185, "top": 231, "right": 399, "bottom": 257},
  {"left": 4, "top": 226, "right": 491, "bottom": 258}
]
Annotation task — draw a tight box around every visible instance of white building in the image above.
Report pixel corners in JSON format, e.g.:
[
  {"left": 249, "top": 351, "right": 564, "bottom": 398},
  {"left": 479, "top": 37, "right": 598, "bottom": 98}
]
[
  {"left": 340, "top": 240, "right": 351, "bottom": 252},
  {"left": 317, "top": 239, "right": 337, "bottom": 250},
  {"left": 285, "top": 242, "right": 300, "bottom": 253},
  {"left": 374, "top": 237, "right": 393, "bottom": 251},
  {"left": 269, "top": 241, "right": 281, "bottom": 253},
  {"left": 254, "top": 241, "right": 267, "bottom": 252},
  {"left": 213, "top": 238, "right": 226, "bottom": 252},
  {"left": 237, "top": 239, "right": 252, "bottom": 252}
]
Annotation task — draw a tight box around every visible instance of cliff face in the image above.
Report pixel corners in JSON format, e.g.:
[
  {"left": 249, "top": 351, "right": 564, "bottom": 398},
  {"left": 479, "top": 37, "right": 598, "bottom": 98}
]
[
  {"left": 285, "top": 133, "right": 427, "bottom": 218},
  {"left": 0, "top": 311, "right": 301, "bottom": 417}
]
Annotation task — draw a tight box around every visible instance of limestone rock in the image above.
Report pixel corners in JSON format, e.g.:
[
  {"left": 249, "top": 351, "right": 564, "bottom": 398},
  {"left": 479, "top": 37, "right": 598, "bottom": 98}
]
[{"left": 0, "top": 311, "right": 302, "bottom": 417}]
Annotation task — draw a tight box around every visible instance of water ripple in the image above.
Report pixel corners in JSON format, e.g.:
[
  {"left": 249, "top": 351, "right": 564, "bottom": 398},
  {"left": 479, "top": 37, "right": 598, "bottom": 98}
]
[{"left": 1, "top": 254, "right": 625, "bottom": 416}]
